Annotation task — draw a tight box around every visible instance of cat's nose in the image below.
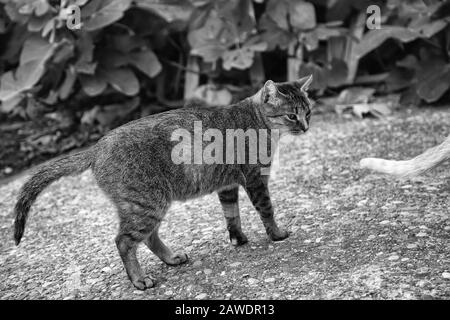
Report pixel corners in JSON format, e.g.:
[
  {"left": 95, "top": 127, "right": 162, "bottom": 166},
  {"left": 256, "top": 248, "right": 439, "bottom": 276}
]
[{"left": 299, "top": 119, "right": 309, "bottom": 132}]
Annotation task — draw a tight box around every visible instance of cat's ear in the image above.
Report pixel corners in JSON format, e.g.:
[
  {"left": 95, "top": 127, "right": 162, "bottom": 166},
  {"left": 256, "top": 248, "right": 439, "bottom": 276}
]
[
  {"left": 296, "top": 75, "right": 313, "bottom": 91},
  {"left": 263, "top": 80, "right": 278, "bottom": 103}
]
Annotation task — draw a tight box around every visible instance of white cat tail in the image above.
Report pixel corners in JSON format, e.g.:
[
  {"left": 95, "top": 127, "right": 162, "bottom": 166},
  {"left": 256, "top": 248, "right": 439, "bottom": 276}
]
[{"left": 360, "top": 135, "right": 450, "bottom": 178}]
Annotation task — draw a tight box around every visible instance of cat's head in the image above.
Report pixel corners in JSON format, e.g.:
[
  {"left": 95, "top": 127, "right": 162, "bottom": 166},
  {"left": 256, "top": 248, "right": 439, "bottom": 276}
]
[{"left": 254, "top": 75, "right": 313, "bottom": 136}]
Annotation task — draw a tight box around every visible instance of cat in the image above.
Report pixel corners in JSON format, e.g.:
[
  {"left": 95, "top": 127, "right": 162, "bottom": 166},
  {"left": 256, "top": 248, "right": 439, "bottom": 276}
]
[
  {"left": 13, "top": 75, "right": 313, "bottom": 290},
  {"left": 360, "top": 134, "right": 450, "bottom": 178}
]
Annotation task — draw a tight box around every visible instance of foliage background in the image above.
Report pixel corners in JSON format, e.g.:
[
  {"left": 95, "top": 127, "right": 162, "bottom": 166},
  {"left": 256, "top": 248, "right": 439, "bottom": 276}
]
[{"left": 0, "top": 0, "right": 449, "bottom": 169}]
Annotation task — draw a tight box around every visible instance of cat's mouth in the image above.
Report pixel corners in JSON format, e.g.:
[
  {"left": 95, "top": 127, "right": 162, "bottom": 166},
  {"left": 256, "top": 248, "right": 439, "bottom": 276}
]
[{"left": 290, "top": 130, "right": 304, "bottom": 135}]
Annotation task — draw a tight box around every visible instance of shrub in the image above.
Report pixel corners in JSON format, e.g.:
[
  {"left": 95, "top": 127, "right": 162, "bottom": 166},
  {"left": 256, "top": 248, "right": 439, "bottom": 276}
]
[{"left": 0, "top": 0, "right": 449, "bottom": 126}]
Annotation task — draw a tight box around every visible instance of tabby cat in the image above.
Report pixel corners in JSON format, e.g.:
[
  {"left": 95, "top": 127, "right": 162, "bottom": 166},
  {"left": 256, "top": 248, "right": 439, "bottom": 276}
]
[
  {"left": 360, "top": 134, "right": 450, "bottom": 178},
  {"left": 13, "top": 76, "right": 313, "bottom": 290}
]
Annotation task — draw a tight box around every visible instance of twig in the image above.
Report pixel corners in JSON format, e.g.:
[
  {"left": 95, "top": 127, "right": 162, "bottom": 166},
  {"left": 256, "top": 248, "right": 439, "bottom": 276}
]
[{"left": 160, "top": 57, "right": 208, "bottom": 76}]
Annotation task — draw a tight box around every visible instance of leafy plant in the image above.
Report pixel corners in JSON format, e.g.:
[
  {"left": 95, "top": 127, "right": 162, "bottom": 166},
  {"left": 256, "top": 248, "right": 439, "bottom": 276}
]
[
  {"left": 0, "top": 0, "right": 163, "bottom": 118},
  {"left": 0, "top": 0, "right": 449, "bottom": 126}
]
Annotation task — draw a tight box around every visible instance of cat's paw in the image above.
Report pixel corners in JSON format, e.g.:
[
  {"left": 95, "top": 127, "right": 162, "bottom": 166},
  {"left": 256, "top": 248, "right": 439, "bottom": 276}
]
[
  {"left": 132, "top": 276, "right": 156, "bottom": 290},
  {"left": 269, "top": 229, "right": 289, "bottom": 241},
  {"left": 165, "top": 252, "right": 188, "bottom": 266},
  {"left": 230, "top": 232, "right": 248, "bottom": 246}
]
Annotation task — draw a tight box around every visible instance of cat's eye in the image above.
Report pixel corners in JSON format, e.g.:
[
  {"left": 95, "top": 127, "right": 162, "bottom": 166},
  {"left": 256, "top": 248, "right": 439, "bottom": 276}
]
[{"left": 286, "top": 114, "right": 297, "bottom": 121}]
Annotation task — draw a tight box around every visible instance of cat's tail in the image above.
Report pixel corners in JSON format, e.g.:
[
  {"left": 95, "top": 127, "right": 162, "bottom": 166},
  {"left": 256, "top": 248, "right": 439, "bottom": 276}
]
[
  {"left": 14, "top": 149, "right": 94, "bottom": 245},
  {"left": 360, "top": 135, "right": 450, "bottom": 178}
]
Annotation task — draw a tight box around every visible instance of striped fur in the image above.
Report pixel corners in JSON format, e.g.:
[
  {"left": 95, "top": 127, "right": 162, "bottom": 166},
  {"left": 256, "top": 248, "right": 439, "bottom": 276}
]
[
  {"left": 360, "top": 134, "right": 450, "bottom": 178},
  {"left": 12, "top": 77, "right": 313, "bottom": 290}
]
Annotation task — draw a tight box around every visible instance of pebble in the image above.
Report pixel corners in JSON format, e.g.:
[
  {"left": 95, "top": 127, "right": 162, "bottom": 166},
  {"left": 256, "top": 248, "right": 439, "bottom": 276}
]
[
  {"left": 193, "top": 261, "right": 203, "bottom": 267},
  {"left": 247, "top": 278, "right": 259, "bottom": 285},
  {"left": 204, "top": 269, "right": 212, "bottom": 275},
  {"left": 367, "top": 235, "right": 376, "bottom": 240},
  {"left": 195, "top": 293, "right": 207, "bottom": 299},
  {"left": 229, "top": 262, "right": 242, "bottom": 267},
  {"left": 86, "top": 278, "right": 100, "bottom": 284},
  {"left": 416, "top": 280, "right": 427, "bottom": 288},
  {"left": 4, "top": 167, "right": 13, "bottom": 174},
  {"left": 407, "top": 243, "right": 418, "bottom": 249},
  {"left": 165, "top": 290, "right": 173, "bottom": 296},
  {"left": 442, "top": 272, "right": 450, "bottom": 279},
  {"left": 417, "top": 267, "right": 429, "bottom": 275},
  {"left": 416, "top": 232, "right": 427, "bottom": 237},
  {"left": 133, "top": 290, "right": 144, "bottom": 295},
  {"left": 388, "top": 255, "right": 399, "bottom": 261},
  {"left": 264, "top": 277, "right": 275, "bottom": 283},
  {"left": 101, "top": 267, "right": 112, "bottom": 273},
  {"left": 444, "top": 226, "right": 450, "bottom": 231},
  {"left": 379, "top": 220, "right": 390, "bottom": 225}
]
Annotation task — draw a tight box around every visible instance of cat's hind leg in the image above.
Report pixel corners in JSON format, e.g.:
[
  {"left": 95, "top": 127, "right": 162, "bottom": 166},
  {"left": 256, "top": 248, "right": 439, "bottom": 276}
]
[
  {"left": 115, "top": 224, "right": 158, "bottom": 290},
  {"left": 144, "top": 229, "right": 188, "bottom": 265},
  {"left": 218, "top": 187, "right": 248, "bottom": 246},
  {"left": 114, "top": 193, "right": 168, "bottom": 290}
]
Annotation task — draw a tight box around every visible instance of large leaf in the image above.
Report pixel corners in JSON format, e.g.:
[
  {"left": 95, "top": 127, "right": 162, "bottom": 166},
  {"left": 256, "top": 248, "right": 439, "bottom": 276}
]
[
  {"left": 289, "top": 0, "right": 316, "bottom": 30},
  {"left": 0, "top": 36, "right": 57, "bottom": 102},
  {"left": 222, "top": 41, "right": 267, "bottom": 70},
  {"left": 129, "top": 50, "right": 162, "bottom": 78},
  {"left": 81, "top": 0, "right": 132, "bottom": 31},
  {"left": 79, "top": 74, "right": 107, "bottom": 97},
  {"left": 20, "top": 36, "right": 55, "bottom": 64},
  {"left": 18, "top": 0, "right": 50, "bottom": 17},
  {"left": 101, "top": 68, "right": 140, "bottom": 96},
  {"left": 0, "top": 61, "right": 44, "bottom": 101},
  {"left": 188, "top": 1, "right": 255, "bottom": 63},
  {"left": 27, "top": 13, "right": 52, "bottom": 32},
  {"left": 0, "top": 94, "right": 24, "bottom": 113},
  {"left": 266, "top": 0, "right": 289, "bottom": 30},
  {"left": 188, "top": 8, "right": 233, "bottom": 51},
  {"left": 415, "top": 20, "right": 448, "bottom": 38},
  {"left": 134, "top": 0, "right": 193, "bottom": 23},
  {"left": 417, "top": 64, "right": 450, "bottom": 103},
  {"left": 354, "top": 26, "right": 419, "bottom": 59},
  {"left": 99, "top": 48, "right": 162, "bottom": 78}
]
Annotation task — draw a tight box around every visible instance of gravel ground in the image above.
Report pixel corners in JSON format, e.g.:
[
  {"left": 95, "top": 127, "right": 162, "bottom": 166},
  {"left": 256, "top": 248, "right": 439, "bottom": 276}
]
[{"left": 0, "top": 107, "right": 449, "bottom": 300}]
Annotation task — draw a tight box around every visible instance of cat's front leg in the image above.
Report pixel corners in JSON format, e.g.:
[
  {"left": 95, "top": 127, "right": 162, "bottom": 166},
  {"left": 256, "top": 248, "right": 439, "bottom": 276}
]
[
  {"left": 245, "top": 177, "right": 289, "bottom": 241},
  {"left": 218, "top": 187, "right": 248, "bottom": 246}
]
